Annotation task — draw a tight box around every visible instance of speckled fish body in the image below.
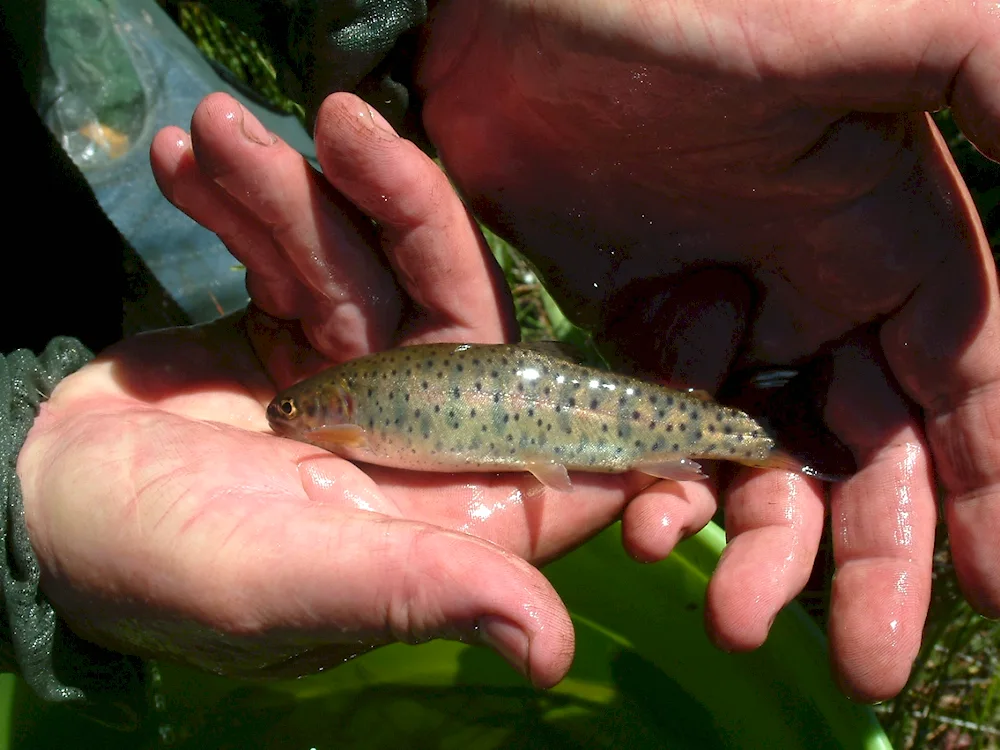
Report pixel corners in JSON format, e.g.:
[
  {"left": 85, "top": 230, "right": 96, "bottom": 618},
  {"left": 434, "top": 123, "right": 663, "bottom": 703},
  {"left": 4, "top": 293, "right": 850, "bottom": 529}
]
[{"left": 267, "top": 343, "right": 808, "bottom": 491}]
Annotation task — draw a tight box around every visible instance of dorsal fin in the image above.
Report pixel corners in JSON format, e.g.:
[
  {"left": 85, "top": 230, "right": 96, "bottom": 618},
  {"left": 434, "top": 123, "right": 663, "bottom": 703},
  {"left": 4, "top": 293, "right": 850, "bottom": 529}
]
[{"left": 518, "top": 340, "right": 589, "bottom": 363}]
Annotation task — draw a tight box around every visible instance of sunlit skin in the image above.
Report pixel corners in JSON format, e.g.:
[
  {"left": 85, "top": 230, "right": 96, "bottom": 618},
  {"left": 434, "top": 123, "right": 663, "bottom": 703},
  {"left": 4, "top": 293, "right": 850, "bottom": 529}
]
[{"left": 17, "top": 0, "right": 1000, "bottom": 702}]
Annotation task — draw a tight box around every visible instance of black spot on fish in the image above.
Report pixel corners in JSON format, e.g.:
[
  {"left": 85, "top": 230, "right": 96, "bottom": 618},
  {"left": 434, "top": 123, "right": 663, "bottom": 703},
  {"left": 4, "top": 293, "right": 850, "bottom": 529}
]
[
  {"left": 434, "top": 405, "right": 440, "bottom": 413},
  {"left": 423, "top": 430, "right": 430, "bottom": 439},
  {"left": 708, "top": 424, "right": 717, "bottom": 433},
  {"left": 635, "top": 440, "right": 643, "bottom": 449},
  {"left": 632, "top": 411, "right": 640, "bottom": 421},
  {"left": 555, "top": 405, "right": 562, "bottom": 413},
  {"left": 475, "top": 381, "right": 483, "bottom": 391},
  {"left": 729, "top": 447, "right": 736, "bottom": 454},
  {"left": 470, "top": 408, "right": 477, "bottom": 418},
  {"left": 448, "top": 409, "right": 455, "bottom": 419},
  {"left": 537, "top": 419, "right": 544, "bottom": 427},
  {"left": 568, "top": 397, "right": 576, "bottom": 408},
  {"left": 514, "top": 413, "right": 520, "bottom": 421},
  {"left": 544, "top": 387, "right": 551, "bottom": 396},
  {"left": 554, "top": 446, "right": 562, "bottom": 454},
  {"left": 509, "top": 447, "right": 517, "bottom": 455},
  {"left": 528, "top": 408, "right": 535, "bottom": 417},
  {"left": 602, "top": 424, "right": 609, "bottom": 432},
  {"left": 491, "top": 370, "right": 499, "bottom": 378},
  {"left": 745, "top": 450, "right": 753, "bottom": 458},
  {"left": 501, "top": 357, "right": 509, "bottom": 366},
  {"left": 724, "top": 425, "right": 734, "bottom": 435},
  {"left": 564, "top": 427, "right": 572, "bottom": 435},
  {"left": 493, "top": 393, "right": 501, "bottom": 403},
  {"left": 652, "top": 439, "right": 663, "bottom": 451},
  {"left": 437, "top": 371, "right": 444, "bottom": 379},
  {"left": 391, "top": 369, "right": 397, "bottom": 376},
  {"left": 482, "top": 425, "right": 488, "bottom": 432},
  {"left": 453, "top": 387, "right": 460, "bottom": 399},
  {"left": 517, "top": 382, "right": 525, "bottom": 393},
  {"left": 503, "top": 414, "right": 510, "bottom": 423},
  {"left": 691, "top": 410, "right": 700, "bottom": 421},
  {"left": 443, "top": 359, "right": 450, "bottom": 366},
  {"left": 367, "top": 388, "right": 374, "bottom": 397},
  {"left": 667, "top": 396, "right": 675, "bottom": 406},
  {"left": 547, "top": 424, "right": 553, "bottom": 432},
  {"left": 616, "top": 447, "right": 624, "bottom": 454},
  {"left": 384, "top": 419, "right": 391, "bottom": 427},
  {"left": 368, "top": 418, "right": 375, "bottom": 428},
  {"left": 694, "top": 430, "right": 703, "bottom": 441},
  {"left": 649, "top": 395, "right": 658, "bottom": 405},
  {"left": 394, "top": 417, "right": 401, "bottom": 425},
  {"left": 456, "top": 364, "right": 464, "bottom": 372},
  {"left": 590, "top": 398, "right": 599, "bottom": 410},
  {"left": 679, "top": 424, "right": 687, "bottom": 432},
  {"left": 405, "top": 393, "right": 410, "bottom": 402},
  {"left": 619, "top": 396, "right": 627, "bottom": 406},
  {"left": 648, "top": 421, "right": 656, "bottom": 430},
  {"left": 705, "top": 443, "right": 716, "bottom": 452},
  {"left": 422, "top": 381, "right": 429, "bottom": 390},
  {"left": 673, "top": 443, "right": 680, "bottom": 451},
  {"left": 617, "top": 428, "right": 624, "bottom": 438},
  {"left": 453, "top": 423, "right": 460, "bottom": 429},
  {"left": 473, "top": 358, "right": 481, "bottom": 366},
  {"left": 506, "top": 434, "right": 514, "bottom": 442},
  {"left": 588, "top": 457, "right": 596, "bottom": 465},
  {"left": 679, "top": 402, "right": 688, "bottom": 413}
]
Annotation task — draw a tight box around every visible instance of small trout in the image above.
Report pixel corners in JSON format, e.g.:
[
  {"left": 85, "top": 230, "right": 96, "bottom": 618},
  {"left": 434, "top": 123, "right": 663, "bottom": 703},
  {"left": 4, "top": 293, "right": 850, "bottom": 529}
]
[{"left": 267, "top": 343, "right": 836, "bottom": 491}]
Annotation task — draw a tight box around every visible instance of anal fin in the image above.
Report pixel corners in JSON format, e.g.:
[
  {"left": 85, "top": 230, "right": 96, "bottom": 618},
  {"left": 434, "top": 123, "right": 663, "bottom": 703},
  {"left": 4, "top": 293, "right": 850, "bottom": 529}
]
[
  {"left": 635, "top": 458, "right": 707, "bottom": 482},
  {"left": 526, "top": 462, "right": 574, "bottom": 492}
]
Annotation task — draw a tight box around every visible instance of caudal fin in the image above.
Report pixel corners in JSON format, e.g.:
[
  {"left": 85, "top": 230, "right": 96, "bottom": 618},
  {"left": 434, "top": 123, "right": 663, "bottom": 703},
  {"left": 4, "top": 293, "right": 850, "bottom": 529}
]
[{"left": 718, "top": 358, "right": 857, "bottom": 482}]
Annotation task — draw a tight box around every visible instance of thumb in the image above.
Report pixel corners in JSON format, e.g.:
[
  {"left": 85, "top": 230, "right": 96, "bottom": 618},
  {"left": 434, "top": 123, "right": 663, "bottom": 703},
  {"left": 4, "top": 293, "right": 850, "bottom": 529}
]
[{"left": 247, "top": 512, "right": 576, "bottom": 688}]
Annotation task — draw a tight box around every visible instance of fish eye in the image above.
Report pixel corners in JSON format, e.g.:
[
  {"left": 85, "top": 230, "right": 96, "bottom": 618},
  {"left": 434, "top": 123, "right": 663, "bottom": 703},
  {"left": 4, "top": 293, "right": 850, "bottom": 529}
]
[{"left": 278, "top": 398, "right": 299, "bottom": 418}]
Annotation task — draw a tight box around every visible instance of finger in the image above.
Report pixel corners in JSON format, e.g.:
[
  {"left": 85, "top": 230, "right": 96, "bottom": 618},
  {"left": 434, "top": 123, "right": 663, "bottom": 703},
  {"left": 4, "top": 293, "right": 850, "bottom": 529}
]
[
  {"left": 228, "top": 508, "right": 575, "bottom": 688},
  {"left": 313, "top": 92, "right": 517, "bottom": 345},
  {"left": 603, "top": 269, "right": 750, "bottom": 560},
  {"left": 704, "top": 470, "right": 825, "bottom": 651},
  {"left": 620, "top": 479, "right": 718, "bottom": 562},
  {"left": 879, "top": 123, "right": 1000, "bottom": 618},
  {"left": 150, "top": 125, "right": 310, "bottom": 320},
  {"left": 824, "top": 339, "right": 936, "bottom": 702},
  {"left": 187, "top": 93, "right": 403, "bottom": 358}
]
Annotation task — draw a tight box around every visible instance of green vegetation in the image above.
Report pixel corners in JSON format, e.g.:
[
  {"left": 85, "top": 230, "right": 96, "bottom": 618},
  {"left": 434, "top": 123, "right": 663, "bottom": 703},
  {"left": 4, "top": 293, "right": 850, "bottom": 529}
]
[{"left": 160, "top": 3, "right": 1000, "bottom": 746}]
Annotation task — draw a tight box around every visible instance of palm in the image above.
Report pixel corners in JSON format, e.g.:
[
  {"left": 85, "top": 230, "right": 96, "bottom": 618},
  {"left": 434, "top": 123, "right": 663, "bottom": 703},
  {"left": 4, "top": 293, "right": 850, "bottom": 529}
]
[{"left": 415, "top": 0, "right": 1000, "bottom": 702}]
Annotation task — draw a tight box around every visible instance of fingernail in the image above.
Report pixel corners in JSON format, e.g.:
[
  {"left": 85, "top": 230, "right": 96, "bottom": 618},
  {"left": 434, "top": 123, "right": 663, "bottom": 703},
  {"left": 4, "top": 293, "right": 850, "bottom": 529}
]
[
  {"left": 480, "top": 616, "right": 530, "bottom": 679},
  {"left": 364, "top": 105, "right": 399, "bottom": 137},
  {"left": 239, "top": 104, "right": 275, "bottom": 145}
]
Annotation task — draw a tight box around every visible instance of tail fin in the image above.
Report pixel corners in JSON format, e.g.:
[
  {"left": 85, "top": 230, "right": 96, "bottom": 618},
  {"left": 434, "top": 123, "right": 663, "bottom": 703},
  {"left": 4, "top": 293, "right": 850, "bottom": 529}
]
[{"left": 718, "top": 358, "right": 857, "bottom": 482}]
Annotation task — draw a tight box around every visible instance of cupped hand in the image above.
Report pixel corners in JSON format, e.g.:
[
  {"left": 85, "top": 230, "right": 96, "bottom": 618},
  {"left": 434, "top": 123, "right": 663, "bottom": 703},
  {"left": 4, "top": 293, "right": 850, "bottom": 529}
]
[
  {"left": 413, "top": 0, "right": 1000, "bottom": 700},
  {"left": 16, "top": 93, "right": 653, "bottom": 688}
]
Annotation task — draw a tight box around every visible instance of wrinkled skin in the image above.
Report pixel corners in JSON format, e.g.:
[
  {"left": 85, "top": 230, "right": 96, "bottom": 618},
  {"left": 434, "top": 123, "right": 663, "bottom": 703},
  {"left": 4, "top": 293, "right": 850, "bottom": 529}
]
[
  {"left": 20, "top": 0, "right": 1000, "bottom": 704},
  {"left": 20, "top": 95, "right": 661, "bottom": 689},
  {"left": 413, "top": 0, "right": 1000, "bottom": 702}
]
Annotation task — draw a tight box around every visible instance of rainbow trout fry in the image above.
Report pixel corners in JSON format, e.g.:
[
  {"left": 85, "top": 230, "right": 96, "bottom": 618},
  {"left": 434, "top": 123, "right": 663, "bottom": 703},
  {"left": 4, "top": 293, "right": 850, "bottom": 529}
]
[{"left": 267, "top": 342, "right": 825, "bottom": 492}]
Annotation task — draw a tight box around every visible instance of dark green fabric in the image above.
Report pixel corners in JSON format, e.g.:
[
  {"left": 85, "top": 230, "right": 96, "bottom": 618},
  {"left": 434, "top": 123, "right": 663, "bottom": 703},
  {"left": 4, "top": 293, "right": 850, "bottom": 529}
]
[
  {"left": 1, "top": 338, "right": 146, "bottom": 730},
  {"left": 200, "top": 0, "right": 429, "bottom": 144}
]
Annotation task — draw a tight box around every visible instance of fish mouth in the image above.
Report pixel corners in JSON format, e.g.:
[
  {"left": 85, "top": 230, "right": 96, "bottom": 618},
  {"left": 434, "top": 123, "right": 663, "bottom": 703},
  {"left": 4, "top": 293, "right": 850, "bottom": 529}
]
[{"left": 266, "top": 400, "right": 294, "bottom": 435}]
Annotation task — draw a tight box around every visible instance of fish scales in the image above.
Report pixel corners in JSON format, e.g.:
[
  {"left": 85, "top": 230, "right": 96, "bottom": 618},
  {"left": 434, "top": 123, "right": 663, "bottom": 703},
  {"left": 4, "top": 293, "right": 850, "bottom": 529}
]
[{"left": 267, "top": 343, "right": 794, "bottom": 490}]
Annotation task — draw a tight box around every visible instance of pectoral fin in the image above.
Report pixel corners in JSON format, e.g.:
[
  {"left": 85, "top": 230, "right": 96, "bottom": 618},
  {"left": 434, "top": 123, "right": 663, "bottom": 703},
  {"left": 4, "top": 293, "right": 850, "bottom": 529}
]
[
  {"left": 526, "top": 462, "right": 574, "bottom": 492},
  {"left": 635, "top": 458, "right": 707, "bottom": 482},
  {"left": 303, "top": 424, "right": 369, "bottom": 451}
]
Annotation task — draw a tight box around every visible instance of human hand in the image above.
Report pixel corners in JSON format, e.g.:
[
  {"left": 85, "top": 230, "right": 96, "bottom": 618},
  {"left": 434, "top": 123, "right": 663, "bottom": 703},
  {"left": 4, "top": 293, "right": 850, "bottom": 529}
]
[
  {"left": 412, "top": 0, "right": 1000, "bottom": 700},
  {"left": 16, "top": 92, "right": 656, "bottom": 687}
]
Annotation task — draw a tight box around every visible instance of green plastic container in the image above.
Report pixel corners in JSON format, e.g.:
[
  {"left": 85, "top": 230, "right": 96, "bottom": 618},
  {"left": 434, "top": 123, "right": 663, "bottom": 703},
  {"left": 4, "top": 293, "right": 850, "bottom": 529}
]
[{"left": 0, "top": 522, "right": 892, "bottom": 748}]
